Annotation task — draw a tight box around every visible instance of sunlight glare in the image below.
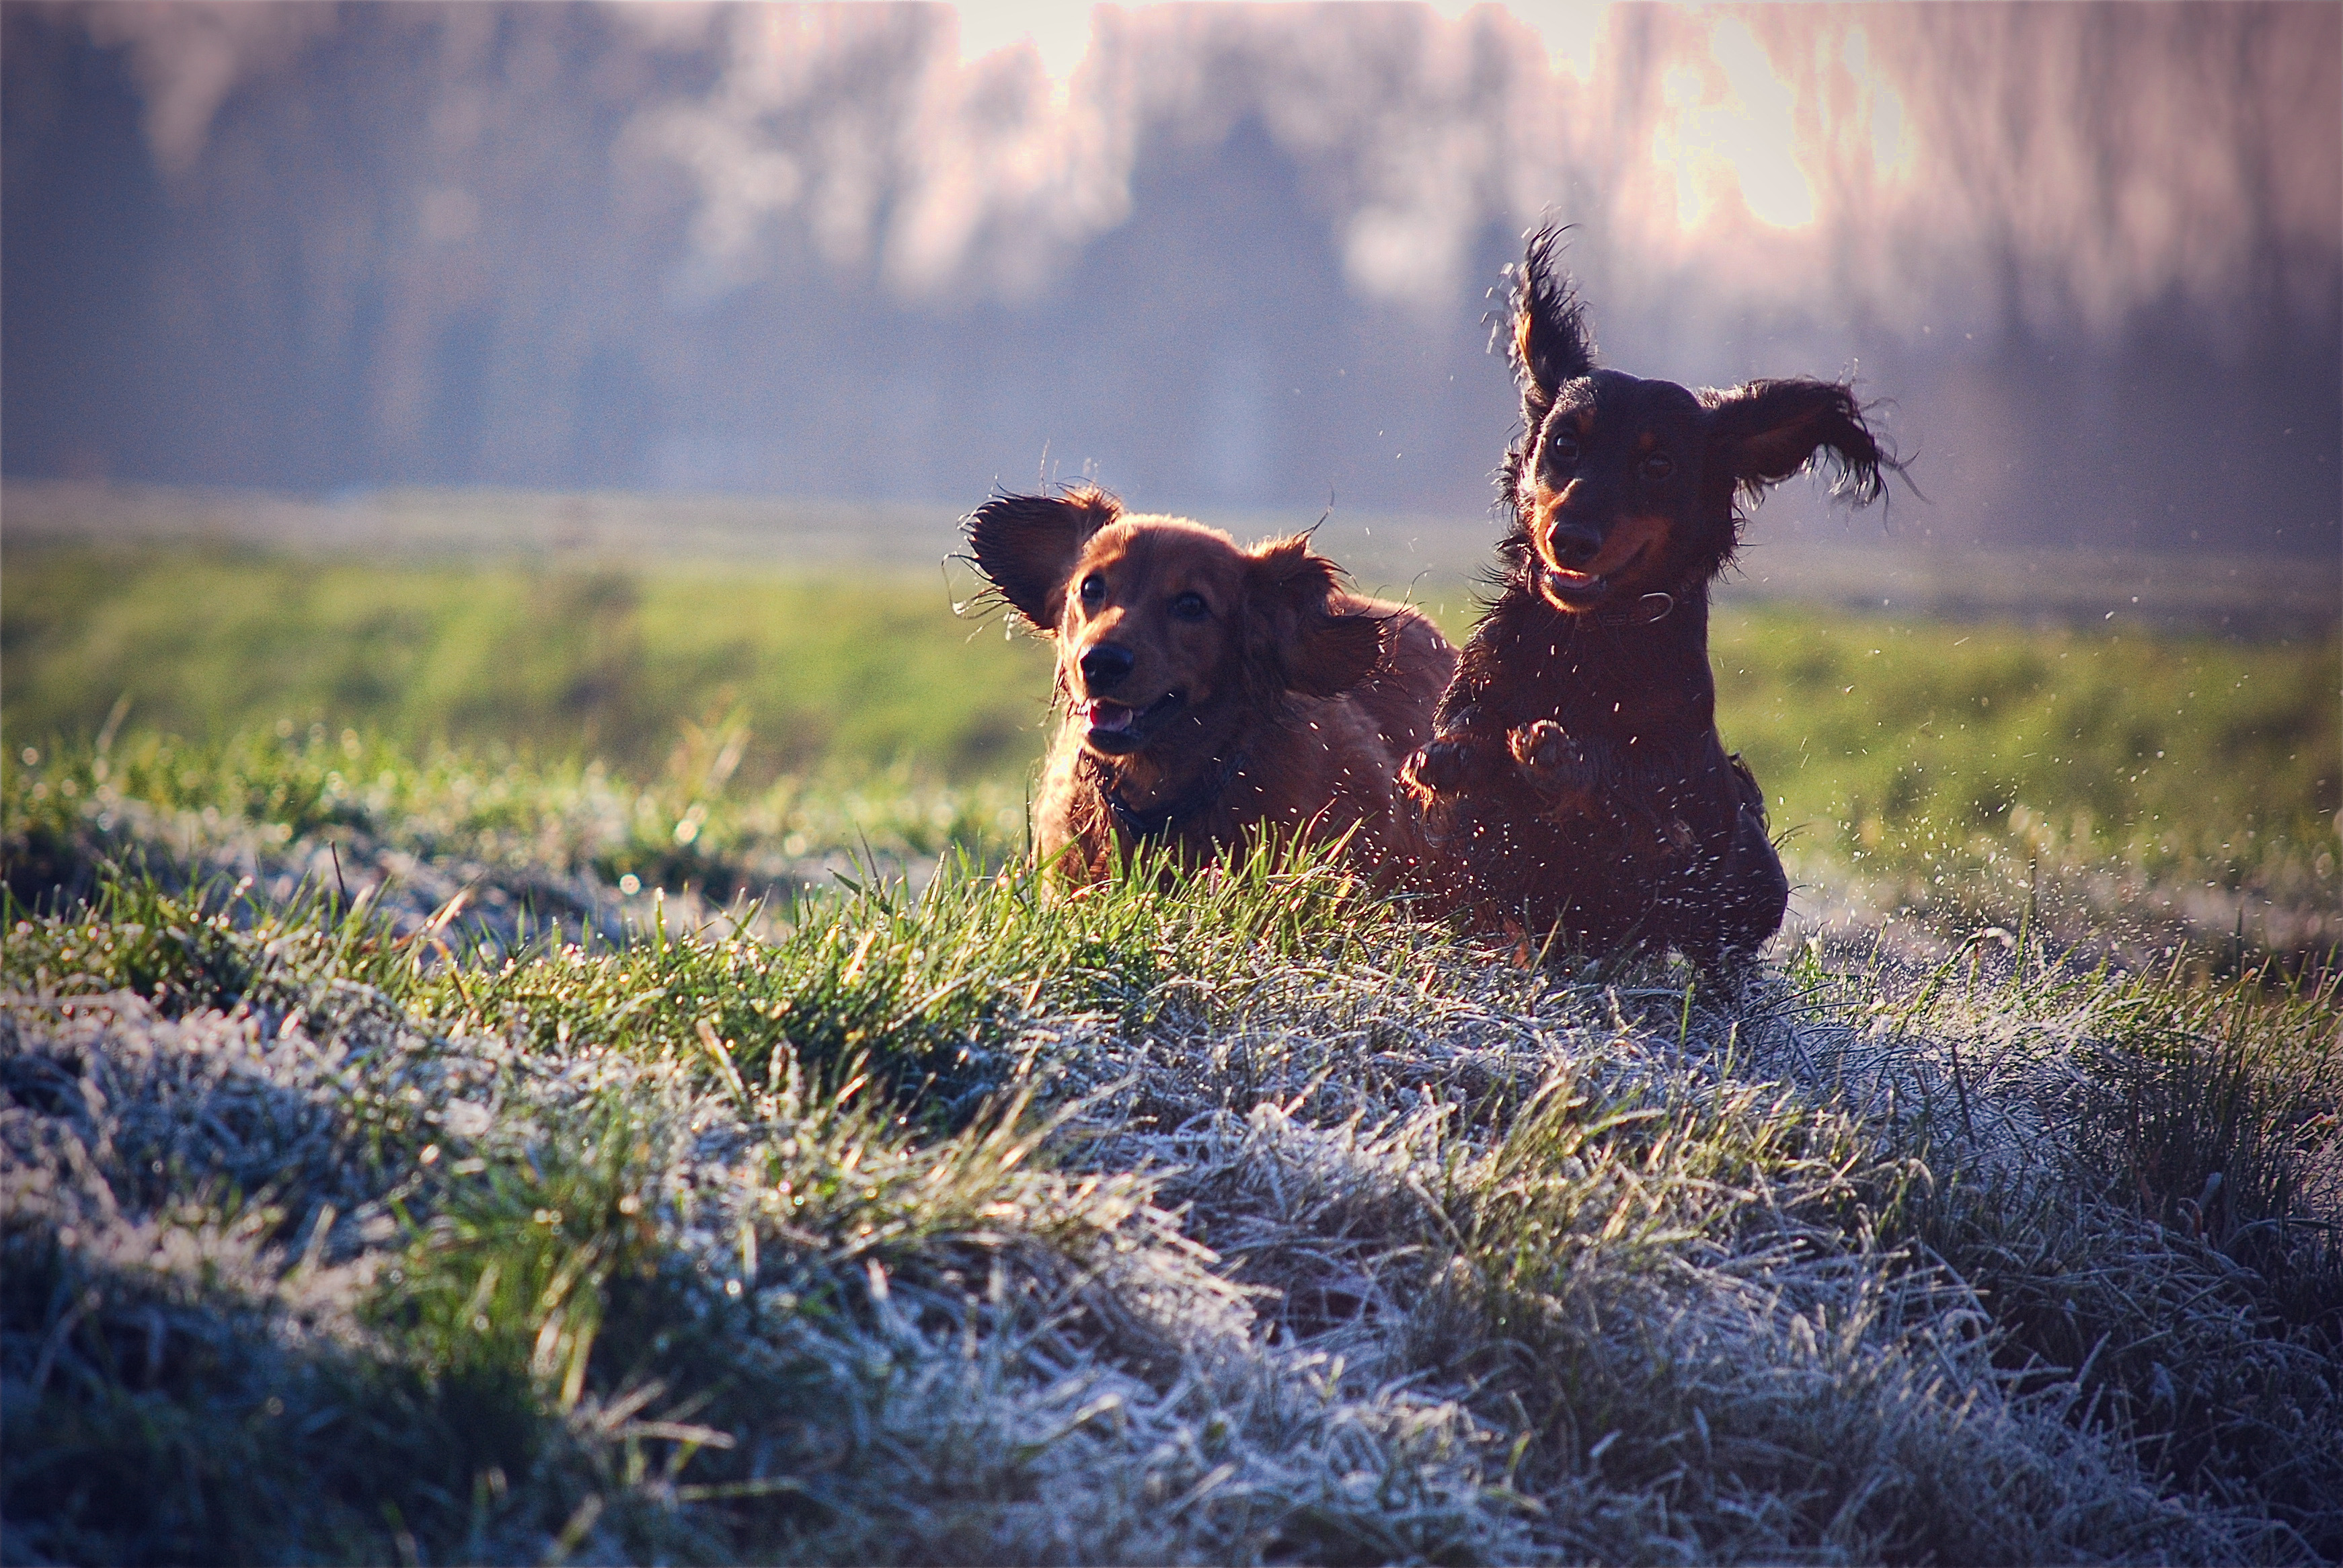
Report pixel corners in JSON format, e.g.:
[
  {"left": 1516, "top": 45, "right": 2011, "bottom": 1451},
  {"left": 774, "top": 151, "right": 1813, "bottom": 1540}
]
[
  {"left": 954, "top": 0, "right": 1097, "bottom": 109},
  {"left": 1845, "top": 30, "right": 1916, "bottom": 184},
  {"left": 1653, "top": 17, "right": 1816, "bottom": 233}
]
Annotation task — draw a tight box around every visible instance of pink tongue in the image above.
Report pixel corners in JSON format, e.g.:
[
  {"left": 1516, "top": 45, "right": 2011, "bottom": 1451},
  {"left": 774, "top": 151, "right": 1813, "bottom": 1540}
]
[{"left": 1087, "top": 701, "right": 1137, "bottom": 733}]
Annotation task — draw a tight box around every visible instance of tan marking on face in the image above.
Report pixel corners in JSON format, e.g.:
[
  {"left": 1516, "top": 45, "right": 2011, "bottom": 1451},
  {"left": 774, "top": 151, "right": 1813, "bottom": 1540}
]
[
  {"left": 1577, "top": 510, "right": 1671, "bottom": 578},
  {"left": 1531, "top": 511, "right": 1676, "bottom": 609},
  {"left": 1523, "top": 477, "right": 1577, "bottom": 533}
]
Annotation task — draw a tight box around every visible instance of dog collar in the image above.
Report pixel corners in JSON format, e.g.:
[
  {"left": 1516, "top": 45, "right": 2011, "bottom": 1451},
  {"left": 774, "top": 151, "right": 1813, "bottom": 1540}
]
[
  {"left": 1595, "top": 592, "right": 1675, "bottom": 627},
  {"left": 1085, "top": 750, "right": 1247, "bottom": 842}
]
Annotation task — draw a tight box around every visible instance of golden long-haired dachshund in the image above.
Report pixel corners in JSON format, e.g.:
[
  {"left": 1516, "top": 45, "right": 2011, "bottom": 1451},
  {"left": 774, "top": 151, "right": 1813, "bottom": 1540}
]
[{"left": 968, "top": 485, "right": 1456, "bottom": 884}]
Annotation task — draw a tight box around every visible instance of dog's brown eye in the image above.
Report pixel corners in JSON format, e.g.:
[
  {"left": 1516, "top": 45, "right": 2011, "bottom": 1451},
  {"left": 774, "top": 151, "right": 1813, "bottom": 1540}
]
[
  {"left": 1548, "top": 434, "right": 1580, "bottom": 465},
  {"left": 1170, "top": 592, "right": 1208, "bottom": 621},
  {"left": 1079, "top": 574, "right": 1106, "bottom": 606},
  {"left": 1642, "top": 453, "right": 1674, "bottom": 481}
]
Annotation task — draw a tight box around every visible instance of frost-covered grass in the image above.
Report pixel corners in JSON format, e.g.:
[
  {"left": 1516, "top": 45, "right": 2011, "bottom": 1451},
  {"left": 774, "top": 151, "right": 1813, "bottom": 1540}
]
[{"left": 5, "top": 747, "right": 2340, "bottom": 1563}]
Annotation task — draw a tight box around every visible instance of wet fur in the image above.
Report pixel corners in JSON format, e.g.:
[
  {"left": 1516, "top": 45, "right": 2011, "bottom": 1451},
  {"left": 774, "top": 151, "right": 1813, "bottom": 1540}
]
[
  {"left": 968, "top": 485, "right": 1457, "bottom": 884},
  {"left": 1404, "top": 226, "right": 1898, "bottom": 975}
]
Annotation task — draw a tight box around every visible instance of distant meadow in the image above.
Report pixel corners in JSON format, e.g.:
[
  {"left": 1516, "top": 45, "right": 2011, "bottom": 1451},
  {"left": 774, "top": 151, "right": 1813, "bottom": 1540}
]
[{"left": 8, "top": 483, "right": 2334, "bottom": 969}]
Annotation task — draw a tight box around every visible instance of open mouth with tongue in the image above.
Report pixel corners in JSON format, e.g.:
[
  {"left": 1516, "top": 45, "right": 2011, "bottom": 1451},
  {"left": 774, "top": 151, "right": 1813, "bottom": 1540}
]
[
  {"left": 1538, "top": 565, "right": 1611, "bottom": 609},
  {"left": 1536, "top": 540, "right": 1648, "bottom": 613},
  {"left": 1083, "top": 691, "right": 1185, "bottom": 755}
]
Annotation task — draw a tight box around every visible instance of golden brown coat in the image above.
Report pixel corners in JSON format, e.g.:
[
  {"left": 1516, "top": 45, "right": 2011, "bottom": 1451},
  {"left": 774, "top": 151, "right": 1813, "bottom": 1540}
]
[{"left": 967, "top": 486, "right": 1455, "bottom": 884}]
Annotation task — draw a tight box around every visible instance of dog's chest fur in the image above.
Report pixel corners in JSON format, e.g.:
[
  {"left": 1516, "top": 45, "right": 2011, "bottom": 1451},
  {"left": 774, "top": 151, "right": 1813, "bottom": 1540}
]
[
  {"left": 1418, "top": 582, "right": 1773, "bottom": 960},
  {"left": 1451, "top": 584, "right": 1717, "bottom": 742}
]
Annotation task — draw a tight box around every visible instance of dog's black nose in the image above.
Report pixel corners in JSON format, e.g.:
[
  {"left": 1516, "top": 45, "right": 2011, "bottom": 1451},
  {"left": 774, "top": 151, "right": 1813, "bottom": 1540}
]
[
  {"left": 1547, "top": 521, "right": 1603, "bottom": 569},
  {"left": 1079, "top": 643, "right": 1135, "bottom": 693}
]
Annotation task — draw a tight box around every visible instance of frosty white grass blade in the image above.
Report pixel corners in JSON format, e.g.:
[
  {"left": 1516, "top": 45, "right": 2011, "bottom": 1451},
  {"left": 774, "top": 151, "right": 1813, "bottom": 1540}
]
[{"left": 5, "top": 835, "right": 2336, "bottom": 1562}]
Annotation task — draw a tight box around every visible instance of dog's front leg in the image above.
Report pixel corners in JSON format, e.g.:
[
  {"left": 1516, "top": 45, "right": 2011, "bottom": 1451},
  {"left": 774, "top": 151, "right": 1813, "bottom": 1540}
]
[
  {"left": 1400, "top": 705, "right": 1510, "bottom": 801},
  {"left": 1507, "top": 720, "right": 1604, "bottom": 814}
]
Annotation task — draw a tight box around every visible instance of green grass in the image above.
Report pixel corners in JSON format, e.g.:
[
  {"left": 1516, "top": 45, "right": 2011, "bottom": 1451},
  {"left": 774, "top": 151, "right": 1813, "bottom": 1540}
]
[
  {"left": 7, "top": 539, "right": 2334, "bottom": 964},
  {"left": 5, "top": 524, "right": 2341, "bottom": 1558},
  {"left": 1716, "top": 605, "right": 2334, "bottom": 862},
  {"left": 2, "top": 544, "right": 1052, "bottom": 781},
  {"left": 1, "top": 724, "right": 1028, "bottom": 949},
  {"left": 1710, "top": 604, "right": 2340, "bottom": 966}
]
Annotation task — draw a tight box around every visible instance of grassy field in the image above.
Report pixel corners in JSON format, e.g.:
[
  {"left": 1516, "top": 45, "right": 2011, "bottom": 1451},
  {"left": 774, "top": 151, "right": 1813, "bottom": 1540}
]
[
  {"left": 2, "top": 546, "right": 1052, "bottom": 780},
  {"left": 7, "top": 538, "right": 2334, "bottom": 965},
  {"left": 1710, "top": 603, "right": 2338, "bottom": 968},
  {"left": 5, "top": 496, "right": 2342, "bottom": 1563}
]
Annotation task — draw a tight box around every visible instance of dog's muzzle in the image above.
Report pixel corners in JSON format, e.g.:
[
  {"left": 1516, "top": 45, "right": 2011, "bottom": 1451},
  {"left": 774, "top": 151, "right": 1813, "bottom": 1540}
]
[
  {"left": 1537, "top": 532, "right": 1650, "bottom": 611},
  {"left": 1547, "top": 520, "right": 1603, "bottom": 570}
]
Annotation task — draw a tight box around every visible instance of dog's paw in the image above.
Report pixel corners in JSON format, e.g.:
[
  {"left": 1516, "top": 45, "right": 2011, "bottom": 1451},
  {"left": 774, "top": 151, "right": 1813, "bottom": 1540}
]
[
  {"left": 1401, "top": 736, "right": 1488, "bottom": 798},
  {"left": 1508, "top": 721, "right": 1598, "bottom": 797}
]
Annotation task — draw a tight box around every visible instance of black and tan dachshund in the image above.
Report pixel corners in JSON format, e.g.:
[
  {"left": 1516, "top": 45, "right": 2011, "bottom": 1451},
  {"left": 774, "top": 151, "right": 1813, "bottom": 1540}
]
[{"left": 1403, "top": 226, "right": 1898, "bottom": 977}]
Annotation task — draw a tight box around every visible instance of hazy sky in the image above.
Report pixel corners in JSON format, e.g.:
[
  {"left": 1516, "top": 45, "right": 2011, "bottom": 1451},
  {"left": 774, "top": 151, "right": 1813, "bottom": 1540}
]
[{"left": 4, "top": 2, "right": 2337, "bottom": 553}]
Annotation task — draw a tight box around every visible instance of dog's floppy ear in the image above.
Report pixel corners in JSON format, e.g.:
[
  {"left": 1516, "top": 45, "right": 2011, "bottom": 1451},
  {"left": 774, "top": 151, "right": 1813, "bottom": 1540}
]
[
  {"left": 1703, "top": 379, "right": 1895, "bottom": 506},
  {"left": 964, "top": 485, "right": 1123, "bottom": 630},
  {"left": 1509, "top": 224, "right": 1597, "bottom": 434},
  {"left": 1245, "top": 536, "right": 1386, "bottom": 700}
]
